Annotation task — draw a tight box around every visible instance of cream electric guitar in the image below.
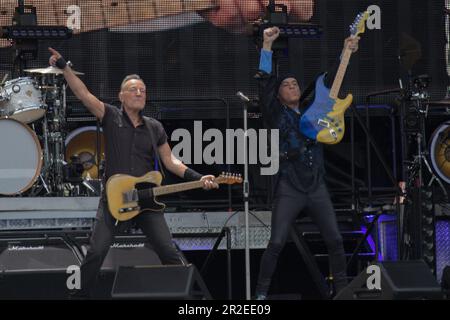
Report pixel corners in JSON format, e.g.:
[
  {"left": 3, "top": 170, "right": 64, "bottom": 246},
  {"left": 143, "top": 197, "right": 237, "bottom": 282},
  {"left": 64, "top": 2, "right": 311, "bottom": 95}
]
[
  {"left": 0, "top": 0, "right": 218, "bottom": 47},
  {"left": 106, "top": 171, "right": 242, "bottom": 221}
]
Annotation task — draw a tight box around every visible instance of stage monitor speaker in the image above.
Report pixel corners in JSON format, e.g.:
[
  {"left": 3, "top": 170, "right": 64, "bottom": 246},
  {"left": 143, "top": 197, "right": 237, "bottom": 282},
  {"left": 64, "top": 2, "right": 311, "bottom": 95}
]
[
  {"left": 111, "top": 264, "right": 211, "bottom": 300},
  {"left": 334, "top": 260, "right": 443, "bottom": 300},
  {"left": 76, "top": 234, "right": 190, "bottom": 298}
]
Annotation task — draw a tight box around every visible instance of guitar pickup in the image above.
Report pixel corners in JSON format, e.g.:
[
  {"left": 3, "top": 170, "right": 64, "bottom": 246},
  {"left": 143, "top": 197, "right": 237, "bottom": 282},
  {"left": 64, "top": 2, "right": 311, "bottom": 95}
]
[
  {"left": 318, "top": 119, "right": 330, "bottom": 128},
  {"left": 122, "top": 189, "right": 138, "bottom": 203}
]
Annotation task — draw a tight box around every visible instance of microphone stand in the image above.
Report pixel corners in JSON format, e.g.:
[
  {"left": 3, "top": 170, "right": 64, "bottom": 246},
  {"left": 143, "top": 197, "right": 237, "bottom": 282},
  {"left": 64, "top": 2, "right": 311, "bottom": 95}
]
[{"left": 236, "top": 92, "right": 251, "bottom": 300}]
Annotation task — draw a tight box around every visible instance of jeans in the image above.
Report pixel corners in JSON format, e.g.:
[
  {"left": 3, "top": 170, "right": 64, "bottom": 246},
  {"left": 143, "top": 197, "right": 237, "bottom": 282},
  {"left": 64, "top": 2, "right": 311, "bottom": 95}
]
[
  {"left": 77, "top": 199, "right": 184, "bottom": 296},
  {"left": 255, "top": 176, "right": 348, "bottom": 296}
]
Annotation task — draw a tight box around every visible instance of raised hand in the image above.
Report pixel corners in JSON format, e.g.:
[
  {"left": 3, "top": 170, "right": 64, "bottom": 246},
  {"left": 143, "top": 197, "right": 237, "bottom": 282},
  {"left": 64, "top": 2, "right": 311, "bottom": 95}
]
[
  {"left": 344, "top": 36, "right": 360, "bottom": 53},
  {"left": 48, "top": 47, "right": 62, "bottom": 67},
  {"left": 264, "top": 27, "right": 280, "bottom": 43},
  {"left": 263, "top": 27, "right": 281, "bottom": 50}
]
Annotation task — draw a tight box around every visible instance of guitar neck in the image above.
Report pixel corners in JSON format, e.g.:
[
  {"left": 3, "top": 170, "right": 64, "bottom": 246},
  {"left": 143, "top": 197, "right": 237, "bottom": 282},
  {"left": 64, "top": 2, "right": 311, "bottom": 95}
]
[
  {"left": 329, "top": 47, "right": 353, "bottom": 100},
  {"left": 152, "top": 180, "right": 205, "bottom": 196},
  {"left": 0, "top": 0, "right": 217, "bottom": 46}
]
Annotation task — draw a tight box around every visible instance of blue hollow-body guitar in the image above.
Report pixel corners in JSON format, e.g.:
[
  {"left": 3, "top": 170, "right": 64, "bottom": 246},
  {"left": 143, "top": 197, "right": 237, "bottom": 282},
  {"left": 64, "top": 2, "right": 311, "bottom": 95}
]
[{"left": 300, "top": 12, "right": 369, "bottom": 145}]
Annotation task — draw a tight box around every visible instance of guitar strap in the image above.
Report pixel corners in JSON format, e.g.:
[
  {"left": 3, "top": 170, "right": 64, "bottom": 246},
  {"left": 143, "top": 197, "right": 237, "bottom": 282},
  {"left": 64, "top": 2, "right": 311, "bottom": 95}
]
[
  {"left": 298, "top": 76, "right": 316, "bottom": 108},
  {"left": 143, "top": 116, "right": 166, "bottom": 179}
]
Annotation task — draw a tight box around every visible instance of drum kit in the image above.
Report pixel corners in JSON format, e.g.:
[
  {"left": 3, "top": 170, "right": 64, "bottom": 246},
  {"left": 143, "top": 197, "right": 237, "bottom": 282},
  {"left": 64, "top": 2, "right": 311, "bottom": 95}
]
[
  {"left": 0, "top": 67, "right": 104, "bottom": 197},
  {"left": 427, "top": 100, "right": 450, "bottom": 186}
]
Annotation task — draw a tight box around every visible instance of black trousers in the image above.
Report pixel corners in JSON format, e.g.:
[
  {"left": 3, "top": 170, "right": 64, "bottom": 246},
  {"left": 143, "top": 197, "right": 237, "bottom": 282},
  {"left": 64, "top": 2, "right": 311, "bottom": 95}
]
[
  {"left": 78, "top": 199, "right": 184, "bottom": 296},
  {"left": 255, "top": 176, "right": 348, "bottom": 296}
]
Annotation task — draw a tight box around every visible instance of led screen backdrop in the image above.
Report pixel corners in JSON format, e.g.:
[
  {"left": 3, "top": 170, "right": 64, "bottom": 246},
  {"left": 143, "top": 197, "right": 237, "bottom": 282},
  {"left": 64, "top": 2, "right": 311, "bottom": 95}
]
[{"left": 0, "top": 0, "right": 446, "bottom": 106}]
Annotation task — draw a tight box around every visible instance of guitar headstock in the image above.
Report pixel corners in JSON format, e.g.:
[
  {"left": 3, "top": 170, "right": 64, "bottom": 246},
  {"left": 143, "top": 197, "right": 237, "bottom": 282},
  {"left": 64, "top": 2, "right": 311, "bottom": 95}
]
[
  {"left": 216, "top": 172, "right": 243, "bottom": 185},
  {"left": 350, "top": 11, "right": 369, "bottom": 37}
]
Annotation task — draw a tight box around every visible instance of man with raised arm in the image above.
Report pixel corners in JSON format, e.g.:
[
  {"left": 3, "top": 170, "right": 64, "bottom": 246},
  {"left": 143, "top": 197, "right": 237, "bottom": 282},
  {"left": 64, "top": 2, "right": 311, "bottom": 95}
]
[
  {"left": 253, "top": 27, "right": 360, "bottom": 299},
  {"left": 48, "top": 48, "right": 218, "bottom": 298}
]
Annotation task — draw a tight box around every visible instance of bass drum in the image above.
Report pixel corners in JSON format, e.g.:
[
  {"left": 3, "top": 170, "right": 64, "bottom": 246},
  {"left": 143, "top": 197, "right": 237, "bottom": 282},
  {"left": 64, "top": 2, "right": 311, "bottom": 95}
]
[
  {"left": 0, "top": 118, "right": 43, "bottom": 195},
  {"left": 429, "top": 121, "right": 450, "bottom": 184},
  {"left": 65, "top": 126, "right": 105, "bottom": 179}
]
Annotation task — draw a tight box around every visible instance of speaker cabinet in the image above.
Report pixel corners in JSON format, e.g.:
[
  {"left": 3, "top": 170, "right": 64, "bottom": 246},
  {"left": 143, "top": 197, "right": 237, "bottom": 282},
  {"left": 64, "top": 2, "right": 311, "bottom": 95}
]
[
  {"left": 0, "top": 236, "right": 81, "bottom": 299},
  {"left": 334, "top": 260, "right": 443, "bottom": 300},
  {"left": 111, "top": 264, "right": 211, "bottom": 299}
]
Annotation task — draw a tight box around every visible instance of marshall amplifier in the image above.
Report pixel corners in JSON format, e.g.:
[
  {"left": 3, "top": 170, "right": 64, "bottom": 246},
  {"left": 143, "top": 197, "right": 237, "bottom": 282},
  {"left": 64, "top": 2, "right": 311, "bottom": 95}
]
[
  {"left": 74, "top": 234, "right": 188, "bottom": 298},
  {"left": 0, "top": 235, "right": 82, "bottom": 299},
  {"left": 74, "top": 234, "right": 165, "bottom": 270}
]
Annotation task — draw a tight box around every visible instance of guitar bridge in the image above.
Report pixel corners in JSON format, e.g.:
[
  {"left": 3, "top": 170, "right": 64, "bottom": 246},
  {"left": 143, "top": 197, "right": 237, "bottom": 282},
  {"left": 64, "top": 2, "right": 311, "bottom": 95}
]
[
  {"left": 318, "top": 119, "right": 330, "bottom": 128},
  {"left": 119, "top": 206, "right": 140, "bottom": 214},
  {"left": 329, "top": 129, "right": 338, "bottom": 140}
]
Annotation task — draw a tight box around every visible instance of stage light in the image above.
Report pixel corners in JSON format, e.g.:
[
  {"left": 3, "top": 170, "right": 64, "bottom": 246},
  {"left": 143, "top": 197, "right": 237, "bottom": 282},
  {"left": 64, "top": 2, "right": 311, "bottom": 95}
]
[
  {"left": 248, "top": 0, "right": 322, "bottom": 51},
  {"left": 0, "top": 26, "right": 72, "bottom": 40}
]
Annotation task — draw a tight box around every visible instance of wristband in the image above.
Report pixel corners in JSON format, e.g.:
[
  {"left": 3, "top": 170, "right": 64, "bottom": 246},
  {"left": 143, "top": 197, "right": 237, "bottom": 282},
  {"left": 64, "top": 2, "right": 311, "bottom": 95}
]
[
  {"left": 55, "top": 56, "right": 67, "bottom": 69},
  {"left": 184, "top": 168, "right": 203, "bottom": 181}
]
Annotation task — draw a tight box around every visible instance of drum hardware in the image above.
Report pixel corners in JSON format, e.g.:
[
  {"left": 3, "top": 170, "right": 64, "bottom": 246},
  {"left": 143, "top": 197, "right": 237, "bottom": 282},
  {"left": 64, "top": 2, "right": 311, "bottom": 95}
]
[
  {"left": 400, "top": 76, "right": 448, "bottom": 198},
  {"left": 428, "top": 99, "right": 450, "bottom": 106},
  {"left": 395, "top": 72, "right": 449, "bottom": 263},
  {"left": 24, "top": 66, "right": 84, "bottom": 76},
  {"left": 407, "top": 132, "right": 448, "bottom": 200},
  {"left": 61, "top": 154, "right": 100, "bottom": 196},
  {"left": 0, "top": 74, "right": 8, "bottom": 86}
]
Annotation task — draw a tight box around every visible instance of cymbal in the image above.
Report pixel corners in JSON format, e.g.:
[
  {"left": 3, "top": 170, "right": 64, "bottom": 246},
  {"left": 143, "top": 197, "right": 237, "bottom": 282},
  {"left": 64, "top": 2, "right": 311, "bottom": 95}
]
[
  {"left": 428, "top": 99, "right": 450, "bottom": 106},
  {"left": 24, "top": 66, "right": 84, "bottom": 75}
]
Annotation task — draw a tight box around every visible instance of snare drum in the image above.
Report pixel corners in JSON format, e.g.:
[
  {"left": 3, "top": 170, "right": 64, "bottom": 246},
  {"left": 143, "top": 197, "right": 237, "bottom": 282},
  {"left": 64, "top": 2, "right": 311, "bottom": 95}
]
[
  {"left": 0, "top": 77, "right": 45, "bottom": 123},
  {"left": 0, "top": 118, "right": 43, "bottom": 195}
]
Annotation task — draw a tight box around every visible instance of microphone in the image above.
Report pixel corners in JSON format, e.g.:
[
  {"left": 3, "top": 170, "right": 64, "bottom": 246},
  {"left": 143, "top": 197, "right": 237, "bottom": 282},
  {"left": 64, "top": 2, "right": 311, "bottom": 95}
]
[{"left": 236, "top": 91, "right": 250, "bottom": 103}]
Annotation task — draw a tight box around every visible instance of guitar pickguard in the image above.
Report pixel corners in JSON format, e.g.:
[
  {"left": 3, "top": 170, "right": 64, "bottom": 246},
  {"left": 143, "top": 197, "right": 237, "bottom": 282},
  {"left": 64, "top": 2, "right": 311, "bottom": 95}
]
[
  {"left": 300, "top": 74, "right": 336, "bottom": 140},
  {"left": 135, "top": 182, "right": 165, "bottom": 211}
]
